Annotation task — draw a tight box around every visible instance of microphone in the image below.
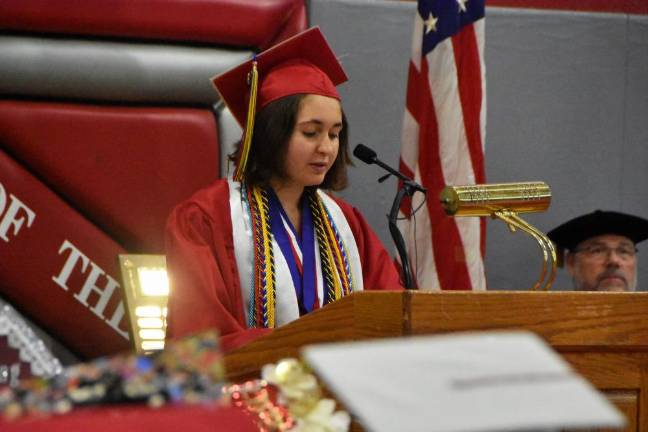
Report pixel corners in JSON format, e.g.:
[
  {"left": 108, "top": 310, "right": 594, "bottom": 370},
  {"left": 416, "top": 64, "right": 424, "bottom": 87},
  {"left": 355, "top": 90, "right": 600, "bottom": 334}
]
[
  {"left": 353, "top": 144, "right": 377, "bottom": 164},
  {"left": 353, "top": 144, "right": 426, "bottom": 193},
  {"left": 353, "top": 143, "right": 426, "bottom": 290},
  {"left": 440, "top": 182, "right": 551, "bottom": 216}
]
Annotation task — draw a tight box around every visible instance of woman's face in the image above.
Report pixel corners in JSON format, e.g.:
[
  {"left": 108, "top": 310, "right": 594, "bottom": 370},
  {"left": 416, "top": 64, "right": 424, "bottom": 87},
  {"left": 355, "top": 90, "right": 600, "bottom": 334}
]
[{"left": 279, "top": 94, "right": 342, "bottom": 189}]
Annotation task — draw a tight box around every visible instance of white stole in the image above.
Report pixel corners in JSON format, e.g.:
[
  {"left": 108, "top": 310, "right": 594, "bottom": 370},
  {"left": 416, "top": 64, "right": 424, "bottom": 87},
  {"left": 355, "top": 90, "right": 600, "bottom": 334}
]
[{"left": 228, "top": 179, "right": 364, "bottom": 327}]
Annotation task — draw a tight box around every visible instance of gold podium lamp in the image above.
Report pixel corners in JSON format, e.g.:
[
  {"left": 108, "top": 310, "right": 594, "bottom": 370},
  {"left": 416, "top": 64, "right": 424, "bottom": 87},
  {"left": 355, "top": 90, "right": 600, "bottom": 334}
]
[
  {"left": 118, "top": 254, "right": 169, "bottom": 354},
  {"left": 440, "top": 182, "right": 557, "bottom": 291}
]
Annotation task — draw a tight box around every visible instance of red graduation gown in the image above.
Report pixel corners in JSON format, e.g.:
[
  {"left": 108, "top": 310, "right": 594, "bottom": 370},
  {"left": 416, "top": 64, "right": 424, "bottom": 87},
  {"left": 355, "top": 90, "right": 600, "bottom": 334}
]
[{"left": 165, "top": 179, "right": 403, "bottom": 352}]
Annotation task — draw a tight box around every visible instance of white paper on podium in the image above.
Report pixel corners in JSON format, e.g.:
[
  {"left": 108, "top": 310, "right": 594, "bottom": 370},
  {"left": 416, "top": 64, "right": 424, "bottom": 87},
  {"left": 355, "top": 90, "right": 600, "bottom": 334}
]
[{"left": 302, "top": 331, "right": 624, "bottom": 432}]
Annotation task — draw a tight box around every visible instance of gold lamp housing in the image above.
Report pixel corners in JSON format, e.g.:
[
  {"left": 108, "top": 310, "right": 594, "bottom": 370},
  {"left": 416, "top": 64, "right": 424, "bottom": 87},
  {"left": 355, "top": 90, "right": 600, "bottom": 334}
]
[{"left": 118, "top": 254, "right": 169, "bottom": 355}]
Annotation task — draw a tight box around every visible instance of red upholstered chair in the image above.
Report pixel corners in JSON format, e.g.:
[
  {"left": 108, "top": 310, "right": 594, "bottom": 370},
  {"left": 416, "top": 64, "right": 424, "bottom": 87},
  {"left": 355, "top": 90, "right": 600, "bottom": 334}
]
[{"left": 0, "top": 0, "right": 307, "bottom": 360}]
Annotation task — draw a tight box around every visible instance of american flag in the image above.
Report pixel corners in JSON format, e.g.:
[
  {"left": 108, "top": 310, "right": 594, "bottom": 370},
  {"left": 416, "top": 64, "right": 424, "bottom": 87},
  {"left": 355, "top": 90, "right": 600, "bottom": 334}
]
[{"left": 397, "top": 0, "right": 486, "bottom": 290}]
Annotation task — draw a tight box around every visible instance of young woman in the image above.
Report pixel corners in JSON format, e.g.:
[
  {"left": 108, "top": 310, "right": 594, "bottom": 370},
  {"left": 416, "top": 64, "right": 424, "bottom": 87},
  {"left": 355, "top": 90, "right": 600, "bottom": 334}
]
[{"left": 165, "top": 27, "right": 402, "bottom": 352}]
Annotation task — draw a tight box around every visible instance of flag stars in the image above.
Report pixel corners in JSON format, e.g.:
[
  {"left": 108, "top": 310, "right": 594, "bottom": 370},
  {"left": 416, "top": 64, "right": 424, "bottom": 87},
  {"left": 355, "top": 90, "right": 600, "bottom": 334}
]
[
  {"left": 423, "top": 12, "right": 438, "bottom": 34},
  {"left": 457, "top": 0, "right": 468, "bottom": 12}
]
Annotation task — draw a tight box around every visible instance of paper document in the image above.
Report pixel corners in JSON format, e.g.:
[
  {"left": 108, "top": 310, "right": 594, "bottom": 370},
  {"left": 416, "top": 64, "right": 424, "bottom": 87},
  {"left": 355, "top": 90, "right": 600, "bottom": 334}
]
[{"left": 302, "top": 331, "right": 624, "bottom": 432}]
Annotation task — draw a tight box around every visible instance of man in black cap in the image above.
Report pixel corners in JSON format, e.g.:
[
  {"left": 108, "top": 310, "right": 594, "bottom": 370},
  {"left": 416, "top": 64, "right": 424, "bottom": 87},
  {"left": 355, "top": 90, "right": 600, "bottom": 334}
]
[{"left": 547, "top": 210, "right": 648, "bottom": 292}]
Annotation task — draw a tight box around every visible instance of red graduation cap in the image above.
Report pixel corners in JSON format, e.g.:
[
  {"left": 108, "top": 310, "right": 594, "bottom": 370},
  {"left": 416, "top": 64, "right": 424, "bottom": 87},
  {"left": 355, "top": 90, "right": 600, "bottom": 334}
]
[
  {"left": 213, "top": 26, "right": 348, "bottom": 127},
  {"left": 212, "top": 27, "right": 348, "bottom": 181}
]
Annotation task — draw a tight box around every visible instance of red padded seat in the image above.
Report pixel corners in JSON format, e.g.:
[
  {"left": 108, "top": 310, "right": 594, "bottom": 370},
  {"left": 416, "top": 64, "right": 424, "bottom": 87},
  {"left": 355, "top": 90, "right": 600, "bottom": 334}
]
[
  {"left": 0, "top": 100, "right": 220, "bottom": 253},
  {"left": 0, "top": 148, "right": 130, "bottom": 358},
  {"left": 0, "top": 0, "right": 307, "bottom": 49},
  {"left": 0, "top": 100, "right": 221, "bottom": 358},
  {"left": 0, "top": 0, "right": 302, "bottom": 360}
]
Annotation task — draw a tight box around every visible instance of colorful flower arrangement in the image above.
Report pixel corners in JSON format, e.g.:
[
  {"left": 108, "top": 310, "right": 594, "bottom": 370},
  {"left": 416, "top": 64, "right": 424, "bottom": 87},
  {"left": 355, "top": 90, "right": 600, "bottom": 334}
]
[{"left": 222, "top": 358, "right": 350, "bottom": 432}]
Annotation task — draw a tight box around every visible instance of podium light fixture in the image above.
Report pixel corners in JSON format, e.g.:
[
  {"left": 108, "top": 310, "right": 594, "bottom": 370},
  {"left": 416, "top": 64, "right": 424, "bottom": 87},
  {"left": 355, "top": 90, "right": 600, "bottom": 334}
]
[
  {"left": 440, "top": 182, "right": 557, "bottom": 290},
  {"left": 118, "top": 254, "right": 169, "bottom": 354}
]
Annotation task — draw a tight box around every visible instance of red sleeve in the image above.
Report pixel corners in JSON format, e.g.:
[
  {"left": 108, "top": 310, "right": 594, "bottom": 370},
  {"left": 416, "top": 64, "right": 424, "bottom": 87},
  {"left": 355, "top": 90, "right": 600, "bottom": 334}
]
[
  {"left": 334, "top": 197, "right": 404, "bottom": 291},
  {"left": 164, "top": 181, "right": 271, "bottom": 352}
]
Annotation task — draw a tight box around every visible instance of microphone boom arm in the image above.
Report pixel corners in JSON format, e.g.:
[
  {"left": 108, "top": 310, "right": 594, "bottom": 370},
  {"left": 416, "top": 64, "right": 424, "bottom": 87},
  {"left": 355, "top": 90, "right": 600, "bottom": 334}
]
[{"left": 374, "top": 159, "right": 426, "bottom": 194}]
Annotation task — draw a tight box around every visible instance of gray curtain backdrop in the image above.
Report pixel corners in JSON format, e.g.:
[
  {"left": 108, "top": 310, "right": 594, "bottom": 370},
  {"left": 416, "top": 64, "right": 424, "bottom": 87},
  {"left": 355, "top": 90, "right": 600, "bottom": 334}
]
[{"left": 310, "top": 0, "right": 648, "bottom": 291}]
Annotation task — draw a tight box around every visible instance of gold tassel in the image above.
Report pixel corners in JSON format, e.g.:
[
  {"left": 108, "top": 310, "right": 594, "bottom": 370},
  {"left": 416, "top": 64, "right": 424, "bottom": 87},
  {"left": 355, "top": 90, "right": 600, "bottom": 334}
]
[{"left": 234, "top": 60, "right": 259, "bottom": 182}]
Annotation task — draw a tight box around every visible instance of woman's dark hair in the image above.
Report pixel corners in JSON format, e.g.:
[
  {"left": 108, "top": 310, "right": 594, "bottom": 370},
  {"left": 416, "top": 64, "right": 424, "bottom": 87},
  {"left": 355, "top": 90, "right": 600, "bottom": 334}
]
[{"left": 229, "top": 93, "right": 351, "bottom": 191}]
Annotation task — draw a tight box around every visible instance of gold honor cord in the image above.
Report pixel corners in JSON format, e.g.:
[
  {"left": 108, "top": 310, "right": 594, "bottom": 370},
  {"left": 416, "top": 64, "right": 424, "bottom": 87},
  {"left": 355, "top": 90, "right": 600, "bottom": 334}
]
[
  {"left": 234, "top": 60, "right": 259, "bottom": 182},
  {"left": 440, "top": 182, "right": 557, "bottom": 291}
]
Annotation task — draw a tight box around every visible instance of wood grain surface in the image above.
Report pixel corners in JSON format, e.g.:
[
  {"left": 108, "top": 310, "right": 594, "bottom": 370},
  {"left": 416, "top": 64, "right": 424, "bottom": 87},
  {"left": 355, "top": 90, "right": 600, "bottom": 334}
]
[{"left": 224, "top": 291, "right": 648, "bottom": 430}]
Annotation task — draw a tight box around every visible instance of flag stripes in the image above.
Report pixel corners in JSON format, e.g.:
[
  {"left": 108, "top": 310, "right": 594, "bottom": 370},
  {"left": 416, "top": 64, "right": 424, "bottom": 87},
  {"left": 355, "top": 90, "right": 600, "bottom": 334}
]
[{"left": 398, "top": 0, "right": 486, "bottom": 291}]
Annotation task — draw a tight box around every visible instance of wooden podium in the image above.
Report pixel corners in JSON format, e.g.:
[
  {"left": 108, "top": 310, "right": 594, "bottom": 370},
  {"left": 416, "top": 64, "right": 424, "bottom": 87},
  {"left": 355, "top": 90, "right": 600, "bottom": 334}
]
[{"left": 224, "top": 291, "right": 648, "bottom": 431}]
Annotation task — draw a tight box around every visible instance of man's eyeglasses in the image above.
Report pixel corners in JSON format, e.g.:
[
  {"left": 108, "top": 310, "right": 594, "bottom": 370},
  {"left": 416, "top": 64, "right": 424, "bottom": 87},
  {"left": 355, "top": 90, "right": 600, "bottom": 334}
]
[{"left": 572, "top": 244, "right": 638, "bottom": 261}]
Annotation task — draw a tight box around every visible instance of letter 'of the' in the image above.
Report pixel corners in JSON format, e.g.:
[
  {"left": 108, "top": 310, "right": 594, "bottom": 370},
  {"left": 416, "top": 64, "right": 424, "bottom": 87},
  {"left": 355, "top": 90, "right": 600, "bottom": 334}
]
[
  {"left": 52, "top": 240, "right": 90, "bottom": 291},
  {"left": 74, "top": 262, "right": 118, "bottom": 320},
  {"left": 0, "top": 184, "right": 36, "bottom": 242}
]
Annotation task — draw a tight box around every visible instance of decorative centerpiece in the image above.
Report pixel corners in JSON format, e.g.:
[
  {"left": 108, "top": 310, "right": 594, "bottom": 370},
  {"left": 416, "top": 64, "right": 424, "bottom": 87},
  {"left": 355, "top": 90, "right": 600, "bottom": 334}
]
[{"left": 0, "top": 330, "right": 349, "bottom": 431}]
